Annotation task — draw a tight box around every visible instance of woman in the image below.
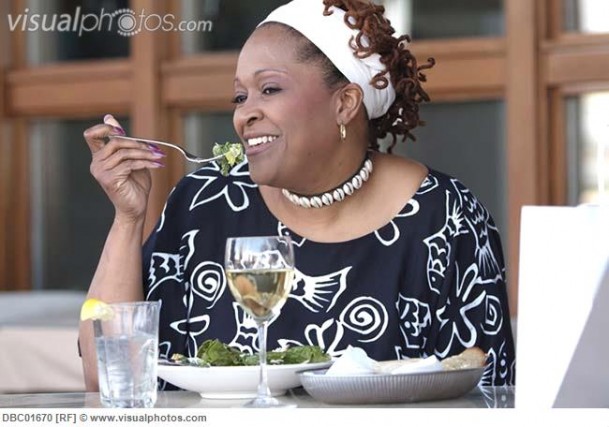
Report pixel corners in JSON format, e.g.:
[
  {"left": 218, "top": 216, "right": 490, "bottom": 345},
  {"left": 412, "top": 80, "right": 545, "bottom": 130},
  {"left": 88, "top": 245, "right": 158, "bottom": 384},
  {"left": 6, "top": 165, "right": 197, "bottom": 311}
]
[{"left": 80, "top": 0, "right": 515, "bottom": 390}]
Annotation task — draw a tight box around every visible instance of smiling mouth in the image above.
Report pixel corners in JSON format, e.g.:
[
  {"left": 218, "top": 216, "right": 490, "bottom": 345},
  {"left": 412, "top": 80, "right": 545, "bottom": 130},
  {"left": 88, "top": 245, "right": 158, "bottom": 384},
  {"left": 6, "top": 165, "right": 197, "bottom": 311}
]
[{"left": 246, "top": 135, "right": 278, "bottom": 147}]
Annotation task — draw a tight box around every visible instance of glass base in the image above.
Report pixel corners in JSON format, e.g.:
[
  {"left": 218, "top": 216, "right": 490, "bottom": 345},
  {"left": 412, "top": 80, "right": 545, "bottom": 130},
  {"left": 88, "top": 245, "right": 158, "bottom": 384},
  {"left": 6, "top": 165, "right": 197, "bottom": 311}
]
[
  {"left": 243, "top": 396, "right": 296, "bottom": 408},
  {"left": 100, "top": 396, "right": 156, "bottom": 408}
]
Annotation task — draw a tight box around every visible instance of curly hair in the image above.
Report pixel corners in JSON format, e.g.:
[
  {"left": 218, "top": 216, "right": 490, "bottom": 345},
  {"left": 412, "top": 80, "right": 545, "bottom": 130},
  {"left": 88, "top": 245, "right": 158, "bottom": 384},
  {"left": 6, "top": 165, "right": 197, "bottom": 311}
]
[{"left": 262, "top": 0, "right": 435, "bottom": 153}]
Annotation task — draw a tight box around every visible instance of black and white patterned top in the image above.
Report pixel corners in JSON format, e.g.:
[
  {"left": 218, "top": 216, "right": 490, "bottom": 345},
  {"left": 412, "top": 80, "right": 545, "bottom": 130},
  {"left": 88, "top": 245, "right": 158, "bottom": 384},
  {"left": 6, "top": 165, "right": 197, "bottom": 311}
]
[{"left": 143, "top": 160, "right": 516, "bottom": 387}]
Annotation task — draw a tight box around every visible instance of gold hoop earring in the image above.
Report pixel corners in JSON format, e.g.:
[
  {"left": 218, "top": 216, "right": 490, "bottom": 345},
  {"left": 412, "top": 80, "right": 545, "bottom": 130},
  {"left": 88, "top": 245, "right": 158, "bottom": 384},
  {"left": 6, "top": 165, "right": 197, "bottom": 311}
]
[{"left": 339, "top": 123, "right": 347, "bottom": 141}]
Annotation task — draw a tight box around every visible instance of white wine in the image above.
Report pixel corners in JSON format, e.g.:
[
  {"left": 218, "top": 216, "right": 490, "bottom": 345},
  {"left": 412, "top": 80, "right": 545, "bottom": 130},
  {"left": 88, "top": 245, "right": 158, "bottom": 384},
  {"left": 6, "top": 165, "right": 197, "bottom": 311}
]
[
  {"left": 226, "top": 268, "right": 294, "bottom": 320},
  {"left": 224, "top": 236, "right": 295, "bottom": 407}
]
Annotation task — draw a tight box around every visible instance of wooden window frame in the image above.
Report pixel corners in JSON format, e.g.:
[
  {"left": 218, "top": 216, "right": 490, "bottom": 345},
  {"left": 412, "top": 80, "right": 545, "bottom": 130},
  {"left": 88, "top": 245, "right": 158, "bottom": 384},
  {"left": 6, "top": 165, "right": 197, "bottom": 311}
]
[{"left": 542, "top": 0, "right": 609, "bottom": 208}]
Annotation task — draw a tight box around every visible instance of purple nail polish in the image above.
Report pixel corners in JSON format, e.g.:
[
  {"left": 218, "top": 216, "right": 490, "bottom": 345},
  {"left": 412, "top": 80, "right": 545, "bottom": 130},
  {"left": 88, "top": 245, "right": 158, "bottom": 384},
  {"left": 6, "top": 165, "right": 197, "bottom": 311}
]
[
  {"left": 148, "top": 144, "right": 163, "bottom": 154},
  {"left": 113, "top": 126, "right": 126, "bottom": 136},
  {"left": 153, "top": 161, "right": 165, "bottom": 168}
]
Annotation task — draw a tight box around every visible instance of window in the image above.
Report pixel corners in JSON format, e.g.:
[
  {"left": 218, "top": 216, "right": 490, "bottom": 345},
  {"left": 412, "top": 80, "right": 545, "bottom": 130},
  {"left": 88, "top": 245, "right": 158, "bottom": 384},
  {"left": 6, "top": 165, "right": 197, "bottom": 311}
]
[
  {"left": 24, "top": 0, "right": 129, "bottom": 65},
  {"left": 29, "top": 118, "right": 130, "bottom": 290},
  {"left": 565, "top": 92, "right": 609, "bottom": 205},
  {"left": 563, "top": 0, "right": 609, "bottom": 34},
  {"left": 384, "top": 0, "right": 504, "bottom": 39},
  {"left": 180, "top": 0, "right": 286, "bottom": 54},
  {"left": 389, "top": 100, "right": 508, "bottom": 254},
  {"left": 183, "top": 112, "right": 238, "bottom": 174}
]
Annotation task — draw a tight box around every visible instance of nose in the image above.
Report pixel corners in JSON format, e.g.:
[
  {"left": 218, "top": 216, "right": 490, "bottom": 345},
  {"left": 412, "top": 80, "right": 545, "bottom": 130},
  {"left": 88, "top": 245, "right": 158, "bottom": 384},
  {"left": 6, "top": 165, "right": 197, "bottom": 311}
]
[{"left": 234, "top": 99, "right": 263, "bottom": 131}]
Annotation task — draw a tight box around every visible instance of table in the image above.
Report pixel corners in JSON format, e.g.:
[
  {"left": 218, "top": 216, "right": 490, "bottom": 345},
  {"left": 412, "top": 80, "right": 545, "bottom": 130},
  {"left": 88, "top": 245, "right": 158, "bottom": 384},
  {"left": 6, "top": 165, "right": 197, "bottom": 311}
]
[{"left": 0, "top": 387, "right": 513, "bottom": 408}]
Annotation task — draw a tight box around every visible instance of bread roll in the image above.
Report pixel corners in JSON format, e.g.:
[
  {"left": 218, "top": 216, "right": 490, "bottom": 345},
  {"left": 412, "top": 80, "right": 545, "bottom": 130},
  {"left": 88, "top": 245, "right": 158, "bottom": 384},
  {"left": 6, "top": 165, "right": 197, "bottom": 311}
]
[
  {"left": 374, "top": 347, "right": 487, "bottom": 374},
  {"left": 440, "top": 347, "right": 487, "bottom": 370},
  {"left": 375, "top": 358, "right": 423, "bottom": 374}
]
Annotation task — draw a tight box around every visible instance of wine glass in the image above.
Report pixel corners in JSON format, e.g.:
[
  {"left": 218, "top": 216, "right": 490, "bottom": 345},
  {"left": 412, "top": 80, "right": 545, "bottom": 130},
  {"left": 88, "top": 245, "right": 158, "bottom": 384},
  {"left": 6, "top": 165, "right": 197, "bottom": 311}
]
[{"left": 224, "top": 235, "right": 295, "bottom": 408}]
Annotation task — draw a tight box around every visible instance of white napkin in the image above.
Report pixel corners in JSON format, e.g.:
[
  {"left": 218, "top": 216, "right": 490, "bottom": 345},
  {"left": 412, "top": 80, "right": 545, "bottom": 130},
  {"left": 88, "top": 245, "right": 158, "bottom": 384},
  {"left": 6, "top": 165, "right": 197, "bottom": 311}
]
[
  {"left": 325, "top": 346, "right": 443, "bottom": 376},
  {"left": 325, "top": 347, "right": 379, "bottom": 376}
]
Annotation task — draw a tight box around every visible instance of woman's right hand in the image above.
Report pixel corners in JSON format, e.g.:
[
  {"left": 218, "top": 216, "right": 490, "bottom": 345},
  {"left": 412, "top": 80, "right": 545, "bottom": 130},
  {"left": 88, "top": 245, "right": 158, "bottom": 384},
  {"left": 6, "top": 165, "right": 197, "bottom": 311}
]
[{"left": 83, "top": 114, "right": 165, "bottom": 222}]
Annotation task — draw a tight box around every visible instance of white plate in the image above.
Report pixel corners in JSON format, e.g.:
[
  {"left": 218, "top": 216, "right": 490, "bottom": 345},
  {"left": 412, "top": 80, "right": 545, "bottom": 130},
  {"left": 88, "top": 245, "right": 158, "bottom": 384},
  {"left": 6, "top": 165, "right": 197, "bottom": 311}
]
[
  {"left": 158, "top": 361, "right": 332, "bottom": 399},
  {"left": 299, "top": 367, "right": 485, "bottom": 404}
]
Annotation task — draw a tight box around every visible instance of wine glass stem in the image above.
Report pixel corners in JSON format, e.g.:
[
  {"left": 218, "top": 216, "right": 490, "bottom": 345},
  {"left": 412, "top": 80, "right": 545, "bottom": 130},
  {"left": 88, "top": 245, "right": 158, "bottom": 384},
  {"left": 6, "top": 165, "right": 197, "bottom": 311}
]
[{"left": 256, "top": 320, "right": 272, "bottom": 399}]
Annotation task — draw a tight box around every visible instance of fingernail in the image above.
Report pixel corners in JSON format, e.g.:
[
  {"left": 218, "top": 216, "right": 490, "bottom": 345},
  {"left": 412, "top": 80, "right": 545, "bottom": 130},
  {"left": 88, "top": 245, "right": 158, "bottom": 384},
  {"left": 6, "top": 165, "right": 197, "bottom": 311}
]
[
  {"left": 103, "top": 114, "right": 114, "bottom": 122},
  {"left": 152, "top": 161, "right": 165, "bottom": 168},
  {"left": 148, "top": 144, "right": 163, "bottom": 153},
  {"left": 152, "top": 151, "right": 166, "bottom": 158}
]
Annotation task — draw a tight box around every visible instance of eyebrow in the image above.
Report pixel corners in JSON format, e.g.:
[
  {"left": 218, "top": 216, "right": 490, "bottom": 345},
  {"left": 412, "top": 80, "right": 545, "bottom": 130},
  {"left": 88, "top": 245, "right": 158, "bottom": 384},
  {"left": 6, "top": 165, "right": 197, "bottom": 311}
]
[
  {"left": 254, "top": 68, "right": 288, "bottom": 76},
  {"left": 234, "top": 68, "right": 288, "bottom": 83}
]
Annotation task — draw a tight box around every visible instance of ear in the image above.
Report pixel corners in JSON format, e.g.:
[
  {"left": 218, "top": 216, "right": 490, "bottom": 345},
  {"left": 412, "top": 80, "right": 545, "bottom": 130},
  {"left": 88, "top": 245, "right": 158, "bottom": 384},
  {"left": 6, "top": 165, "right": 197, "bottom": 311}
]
[{"left": 334, "top": 83, "right": 364, "bottom": 126}]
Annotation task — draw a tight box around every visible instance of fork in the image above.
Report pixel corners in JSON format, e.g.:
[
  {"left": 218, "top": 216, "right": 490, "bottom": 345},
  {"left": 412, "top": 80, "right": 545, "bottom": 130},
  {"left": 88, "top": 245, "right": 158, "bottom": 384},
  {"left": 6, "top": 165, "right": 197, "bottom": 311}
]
[{"left": 104, "top": 135, "right": 225, "bottom": 164}]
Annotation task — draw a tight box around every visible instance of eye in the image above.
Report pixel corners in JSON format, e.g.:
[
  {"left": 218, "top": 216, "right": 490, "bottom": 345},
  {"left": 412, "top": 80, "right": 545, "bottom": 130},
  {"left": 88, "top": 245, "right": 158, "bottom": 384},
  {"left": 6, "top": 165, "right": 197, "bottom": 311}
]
[
  {"left": 262, "top": 86, "right": 281, "bottom": 95},
  {"left": 231, "top": 94, "right": 247, "bottom": 104}
]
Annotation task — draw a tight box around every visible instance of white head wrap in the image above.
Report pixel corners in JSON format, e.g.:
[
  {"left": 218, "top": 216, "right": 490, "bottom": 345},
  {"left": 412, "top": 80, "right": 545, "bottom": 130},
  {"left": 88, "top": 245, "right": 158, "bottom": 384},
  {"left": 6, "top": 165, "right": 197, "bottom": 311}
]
[{"left": 258, "top": 0, "right": 396, "bottom": 119}]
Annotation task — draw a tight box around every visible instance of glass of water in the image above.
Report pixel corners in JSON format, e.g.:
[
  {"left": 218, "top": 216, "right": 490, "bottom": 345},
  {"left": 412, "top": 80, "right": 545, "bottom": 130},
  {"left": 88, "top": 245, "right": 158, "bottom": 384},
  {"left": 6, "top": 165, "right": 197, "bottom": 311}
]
[{"left": 94, "top": 301, "right": 161, "bottom": 408}]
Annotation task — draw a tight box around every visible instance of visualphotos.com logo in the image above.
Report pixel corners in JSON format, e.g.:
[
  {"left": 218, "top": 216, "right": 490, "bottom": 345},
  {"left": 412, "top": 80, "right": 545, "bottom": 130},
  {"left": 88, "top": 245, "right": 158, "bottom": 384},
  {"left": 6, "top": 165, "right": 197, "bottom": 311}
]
[{"left": 6, "top": 7, "right": 213, "bottom": 37}]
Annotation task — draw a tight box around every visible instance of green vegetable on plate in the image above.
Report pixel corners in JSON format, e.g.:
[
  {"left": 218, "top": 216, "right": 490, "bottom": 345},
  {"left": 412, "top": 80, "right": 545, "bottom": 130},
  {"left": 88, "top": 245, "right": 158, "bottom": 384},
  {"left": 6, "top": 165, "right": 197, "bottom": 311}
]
[{"left": 170, "top": 339, "right": 330, "bottom": 367}]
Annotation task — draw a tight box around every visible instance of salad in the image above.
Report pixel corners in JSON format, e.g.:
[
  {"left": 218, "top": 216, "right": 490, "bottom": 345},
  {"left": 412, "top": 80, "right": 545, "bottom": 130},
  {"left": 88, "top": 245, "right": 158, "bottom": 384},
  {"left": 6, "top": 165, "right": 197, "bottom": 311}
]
[{"left": 170, "top": 339, "right": 330, "bottom": 367}]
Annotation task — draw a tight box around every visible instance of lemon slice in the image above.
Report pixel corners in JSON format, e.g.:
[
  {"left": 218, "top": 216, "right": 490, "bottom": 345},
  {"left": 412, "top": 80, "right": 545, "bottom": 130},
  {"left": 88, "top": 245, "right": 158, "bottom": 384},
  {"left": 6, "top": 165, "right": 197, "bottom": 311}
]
[{"left": 80, "top": 298, "right": 114, "bottom": 321}]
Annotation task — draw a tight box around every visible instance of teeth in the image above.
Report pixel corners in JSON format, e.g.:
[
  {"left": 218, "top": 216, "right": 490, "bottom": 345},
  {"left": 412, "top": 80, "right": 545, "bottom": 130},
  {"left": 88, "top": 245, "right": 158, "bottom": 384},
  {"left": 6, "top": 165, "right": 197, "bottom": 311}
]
[{"left": 247, "top": 135, "right": 277, "bottom": 146}]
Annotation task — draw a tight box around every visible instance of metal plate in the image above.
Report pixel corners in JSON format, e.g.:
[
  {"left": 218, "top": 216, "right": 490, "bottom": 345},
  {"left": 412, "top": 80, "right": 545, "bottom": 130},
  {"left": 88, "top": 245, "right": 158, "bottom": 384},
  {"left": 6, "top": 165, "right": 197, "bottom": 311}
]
[{"left": 298, "top": 367, "right": 485, "bottom": 404}]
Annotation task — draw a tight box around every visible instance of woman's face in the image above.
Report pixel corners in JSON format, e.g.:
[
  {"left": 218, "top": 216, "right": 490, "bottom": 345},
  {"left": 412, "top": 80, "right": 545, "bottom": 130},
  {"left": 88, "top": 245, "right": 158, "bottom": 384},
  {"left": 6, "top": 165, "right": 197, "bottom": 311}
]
[{"left": 233, "top": 25, "right": 341, "bottom": 192}]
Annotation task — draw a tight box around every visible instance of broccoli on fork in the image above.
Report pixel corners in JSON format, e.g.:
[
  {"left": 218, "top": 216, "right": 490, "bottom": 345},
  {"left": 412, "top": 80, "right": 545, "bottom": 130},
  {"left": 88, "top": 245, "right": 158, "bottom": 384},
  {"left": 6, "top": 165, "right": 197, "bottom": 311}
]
[{"left": 213, "top": 142, "right": 245, "bottom": 176}]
